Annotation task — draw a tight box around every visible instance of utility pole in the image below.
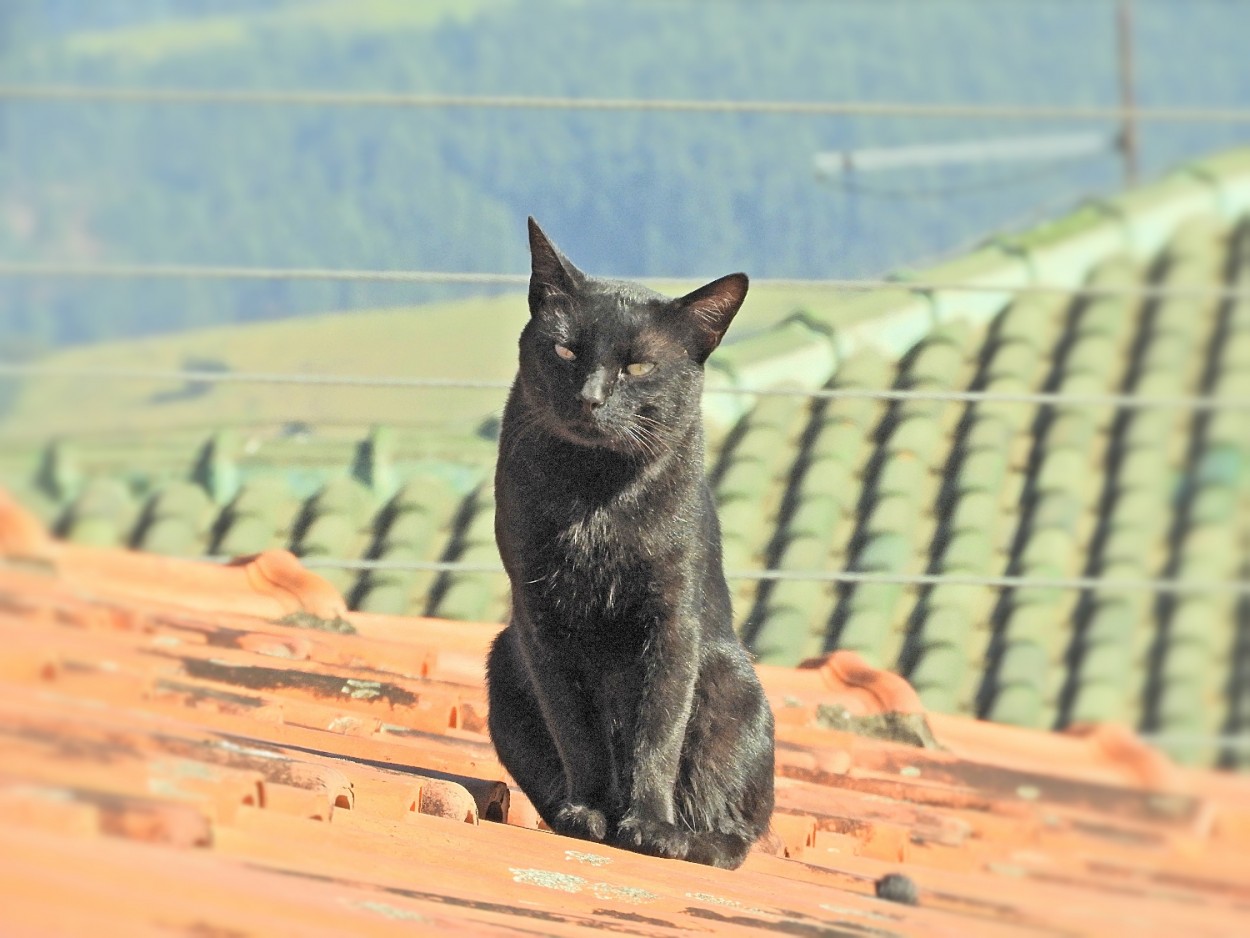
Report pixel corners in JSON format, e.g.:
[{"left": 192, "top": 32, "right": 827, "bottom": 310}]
[{"left": 1117, "top": 0, "right": 1139, "bottom": 187}]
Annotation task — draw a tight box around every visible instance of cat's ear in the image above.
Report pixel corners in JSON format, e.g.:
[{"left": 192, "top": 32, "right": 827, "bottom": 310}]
[
  {"left": 677, "top": 273, "right": 749, "bottom": 362},
  {"left": 528, "top": 216, "right": 584, "bottom": 316}
]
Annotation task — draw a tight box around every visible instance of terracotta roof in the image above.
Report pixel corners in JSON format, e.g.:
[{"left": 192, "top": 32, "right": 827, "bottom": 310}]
[
  {"left": 3, "top": 490, "right": 1249, "bottom": 936},
  {"left": 3, "top": 149, "right": 1249, "bottom": 768}
]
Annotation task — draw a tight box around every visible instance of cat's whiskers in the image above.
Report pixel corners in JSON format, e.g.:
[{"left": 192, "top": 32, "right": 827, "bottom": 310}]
[
  {"left": 621, "top": 421, "right": 662, "bottom": 461},
  {"left": 644, "top": 430, "right": 666, "bottom": 461},
  {"left": 629, "top": 413, "right": 671, "bottom": 461}
]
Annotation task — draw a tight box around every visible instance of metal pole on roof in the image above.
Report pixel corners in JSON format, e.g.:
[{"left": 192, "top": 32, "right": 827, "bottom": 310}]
[{"left": 1117, "top": 0, "right": 1140, "bottom": 187}]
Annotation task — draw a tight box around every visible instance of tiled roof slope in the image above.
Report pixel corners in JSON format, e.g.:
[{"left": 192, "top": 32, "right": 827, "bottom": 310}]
[
  {"left": 2, "top": 494, "right": 1250, "bottom": 937},
  {"left": 2, "top": 149, "right": 1249, "bottom": 768}
]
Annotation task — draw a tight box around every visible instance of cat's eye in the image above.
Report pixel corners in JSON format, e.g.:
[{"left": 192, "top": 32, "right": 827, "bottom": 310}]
[
  {"left": 554, "top": 344, "right": 576, "bottom": 361},
  {"left": 624, "top": 362, "right": 656, "bottom": 377}
]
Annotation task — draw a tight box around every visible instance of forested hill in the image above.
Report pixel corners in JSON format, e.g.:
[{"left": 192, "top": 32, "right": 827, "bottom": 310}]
[{"left": 1, "top": 0, "right": 1248, "bottom": 351}]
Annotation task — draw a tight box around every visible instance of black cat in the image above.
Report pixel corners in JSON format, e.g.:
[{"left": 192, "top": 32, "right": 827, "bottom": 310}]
[{"left": 486, "top": 218, "right": 775, "bottom": 869}]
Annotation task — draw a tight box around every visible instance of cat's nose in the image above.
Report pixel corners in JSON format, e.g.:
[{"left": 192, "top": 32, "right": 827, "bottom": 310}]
[{"left": 580, "top": 369, "right": 610, "bottom": 412}]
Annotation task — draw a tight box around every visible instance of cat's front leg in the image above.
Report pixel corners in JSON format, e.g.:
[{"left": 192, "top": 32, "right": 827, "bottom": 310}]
[
  {"left": 613, "top": 620, "right": 698, "bottom": 860},
  {"left": 511, "top": 620, "right": 615, "bottom": 841}
]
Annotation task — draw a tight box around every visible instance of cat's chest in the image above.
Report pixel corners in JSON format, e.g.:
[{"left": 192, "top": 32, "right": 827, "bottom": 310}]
[
  {"left": 517, "top": 500, "right": 675, "bottom": 636},
  {"left": 512, "top": 465, "right": 673, "bottom": 559},
  {"left": 539, "top": 501, "right": 657, "bottom": 592},
  {"left": 558, "top": 502, "right": 638, "bottom": 555}
]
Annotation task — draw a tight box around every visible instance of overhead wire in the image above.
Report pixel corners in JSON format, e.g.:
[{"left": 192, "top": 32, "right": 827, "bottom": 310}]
[
  {"left": 4, "top": 84, "right": 1250, "bottom": 125},
  {"left": 281, "top": 556, "right": 1250, "bottom": 597},
  {"left": 4, "top": 260, "right": 1250, "bottom": 303},
  {"left": 1, "top": 362, "right": 1247, "bottom": 412}
]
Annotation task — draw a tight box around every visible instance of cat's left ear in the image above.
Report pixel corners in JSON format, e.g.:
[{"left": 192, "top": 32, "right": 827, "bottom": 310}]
[{"left": 677, "top": 273, "right": 749, "bottom": 362}]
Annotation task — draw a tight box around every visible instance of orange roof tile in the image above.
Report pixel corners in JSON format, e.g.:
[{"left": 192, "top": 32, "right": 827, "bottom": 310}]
[{"left": 1, "top": 487, "right": 1249, "bottom": 937}]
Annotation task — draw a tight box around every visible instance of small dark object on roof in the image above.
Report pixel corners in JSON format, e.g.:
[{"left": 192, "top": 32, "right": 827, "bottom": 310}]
[{"left": 875, "top": 872, "right": 919, "bottom": 905}]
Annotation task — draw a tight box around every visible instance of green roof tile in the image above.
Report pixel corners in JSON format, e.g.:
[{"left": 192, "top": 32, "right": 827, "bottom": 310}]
[
  {"left": 1068, "top": 681, "right": 1127, "bottom": 725},
  {"left": 995, "top": 641, "right": 1048, "bottom": 689},
  {"left": 985, "top": 340, "right": 1041, "bottom": 384},
  {"left": 956, "top": 448, "right": 1009, "bottom": 495},
  {"left": 308, "top": 476, "right": 376, "bottom": 525},
  {"left": 355, "top": 581, "right": 416, "bottom": 616},
  {"left": 65, "top": 515, "right": 127, "bottom": 548},
  {"left": 917, "top": 604, "right": 976, "bottom": 647},
  {"left": 1035, "top": 449, "right": 1090, "bottom": 497},
  {"left": 1030, "top": 491, "right": 1084, "bottom": 534},
  {"left": 886, "top": 414, "right": 942, "bottom": 458},
  {"left": 947, "top": 489, "right": 998, "bottom": 535},
  {"left": 782, "top": 491, "right": 844, "bottom": 541},
  {"left": 378, "top": 509, "right": 441, "bottom": 554},
  {"left": 227, "top": 476, "right": 297, "bottom": 523},
  {"left": 909, "top": 643, "right": 966, "bottom": 697},
  {"left": 854, "top": 531, "right": 910, "bottom": 572},
  {"left": 145, "top": 480, "right": 214, "bottom": 525},
  {"left": 68, "top": 478, "right": 140, "bottom": 542},
  {"left": 1063, "top": 334, "right": 1119, "bottom": 378},
  {"left": 216, "top": 514, "right": 283, "bottom": 557},
  {"left": 298, "top": 512, "right": 363, "bottom": 558},
  {"left": 986, "top": 682, "right": 1045, "bottom": 727},
  {"left": 937, "top": 529, "right": 994, "bottom": 574},
  {"left": 990, "top": 295, "right": 1061, "bottom": 349},
  {"left": 138, "top": 516, "right": 205, "bottom": 557},
  {"left": 999, "top": 602, "right": 1056, "bottom": 649},
  {"left": 904, "top": 339, "right": 965, "bottom": 388}
]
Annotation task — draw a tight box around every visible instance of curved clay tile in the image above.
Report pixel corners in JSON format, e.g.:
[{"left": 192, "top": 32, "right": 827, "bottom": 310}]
[
  {"left": 797, "top": 650, "right": 927, "bottom": 716},
  {"left": 230, "top": 550, "right": 349, "bottom": 621},
  {"left": 1, "top": 489, "right": 347, "bottom": 624},
  {"left": 0, "top": 489, "right": 53, "bottom": 559},
  {"left": 1062, "top": 722, "right": 1181, "bottom": 790}
]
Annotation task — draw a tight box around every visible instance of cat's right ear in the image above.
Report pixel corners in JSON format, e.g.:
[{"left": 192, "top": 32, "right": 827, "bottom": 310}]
[
  {"left": 677, "top": 272, "right": 749, "bottom": 363},
  {"left": 528, "top": 217, "right": 584, "bottom": 316}
]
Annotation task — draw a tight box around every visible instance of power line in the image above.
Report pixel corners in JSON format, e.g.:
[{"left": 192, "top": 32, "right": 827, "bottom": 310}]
[
  {"left": 3, "top": 260, "right": 1250, "bottom": 303},
  {"left": 0, "top": 261, "right": 529, "bottom": 286},
  {"left": 290, "top": 555, "right": 1250, "bottom": 596},
  {"left": 2, "top": 363, "right": 1247, "bottom": 413},
  {"left": 5, "top": 84, "right": 1250, "bottom": 125},
  {"left": 0, "top": 365, "right": 513, "bottom": 393}
]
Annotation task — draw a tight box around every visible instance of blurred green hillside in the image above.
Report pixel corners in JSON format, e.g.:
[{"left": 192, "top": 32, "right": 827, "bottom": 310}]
[{"left": 2, "top": 0, "right": 1249, "bottom": 352}]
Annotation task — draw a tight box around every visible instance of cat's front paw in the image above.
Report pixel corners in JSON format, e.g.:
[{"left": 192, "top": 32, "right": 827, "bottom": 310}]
[
  {"left": 614, "top": 815, "right": 691, "bottom": 860},
  {"left": 551, "top": 802, "right": 609, "bottom": 842}
]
